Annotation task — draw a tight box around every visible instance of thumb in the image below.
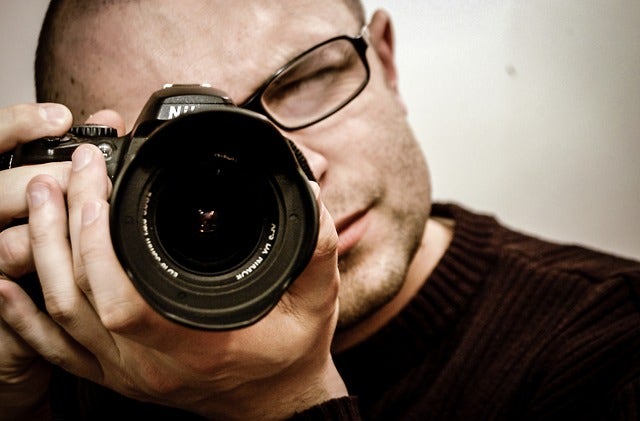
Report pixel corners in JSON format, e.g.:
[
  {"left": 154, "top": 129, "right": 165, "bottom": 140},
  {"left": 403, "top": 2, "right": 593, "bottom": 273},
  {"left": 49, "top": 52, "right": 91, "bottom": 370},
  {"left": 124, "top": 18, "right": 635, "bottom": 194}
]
[{"left": 285, "top": 182, "right": 340, "bottom": 313}]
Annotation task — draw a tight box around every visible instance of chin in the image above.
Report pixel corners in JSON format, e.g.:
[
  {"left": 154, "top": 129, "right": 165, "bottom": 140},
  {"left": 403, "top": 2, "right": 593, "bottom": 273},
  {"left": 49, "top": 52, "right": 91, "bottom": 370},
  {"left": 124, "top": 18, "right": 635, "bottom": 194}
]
[
  {"left": 335, "top": 202, "right": 428, "bottom": 330},
  {"left": 335, "top": 245, "right": 408, "bottom": 330}
]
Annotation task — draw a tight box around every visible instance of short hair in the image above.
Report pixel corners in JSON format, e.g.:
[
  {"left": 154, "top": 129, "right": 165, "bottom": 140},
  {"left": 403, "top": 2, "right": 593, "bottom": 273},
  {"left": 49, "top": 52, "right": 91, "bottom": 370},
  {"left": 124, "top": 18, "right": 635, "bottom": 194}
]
[{"left": 34, "top": 0, "right": 366, "bottom": 103}]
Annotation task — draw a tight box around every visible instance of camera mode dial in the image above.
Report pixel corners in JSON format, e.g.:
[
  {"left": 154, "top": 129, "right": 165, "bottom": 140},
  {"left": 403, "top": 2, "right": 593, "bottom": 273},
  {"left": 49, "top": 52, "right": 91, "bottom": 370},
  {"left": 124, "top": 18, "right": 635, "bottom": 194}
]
[
  {"left": 69, "top": 125, "right": 119, "bottom": 161},
  {"left": 70, "top": 124, "right": 118, "bottom": 138}
]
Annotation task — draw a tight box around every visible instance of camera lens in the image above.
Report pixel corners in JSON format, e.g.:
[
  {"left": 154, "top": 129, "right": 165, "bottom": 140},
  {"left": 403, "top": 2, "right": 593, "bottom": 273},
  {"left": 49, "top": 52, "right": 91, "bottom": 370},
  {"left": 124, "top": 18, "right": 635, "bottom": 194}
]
[
  {"left": 153, "top": 159, "right": 275, "bottom": 275},
  {"left": 110, "top": 108, "right": 318, "bottom": 330}
]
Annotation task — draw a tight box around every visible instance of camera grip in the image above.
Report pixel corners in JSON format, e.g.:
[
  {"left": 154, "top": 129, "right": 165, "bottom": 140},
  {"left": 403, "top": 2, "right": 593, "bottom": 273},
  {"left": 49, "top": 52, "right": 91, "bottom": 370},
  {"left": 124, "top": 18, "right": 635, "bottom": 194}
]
[{"left": 0, "top": 125, "right": 123, "bottom": 179}]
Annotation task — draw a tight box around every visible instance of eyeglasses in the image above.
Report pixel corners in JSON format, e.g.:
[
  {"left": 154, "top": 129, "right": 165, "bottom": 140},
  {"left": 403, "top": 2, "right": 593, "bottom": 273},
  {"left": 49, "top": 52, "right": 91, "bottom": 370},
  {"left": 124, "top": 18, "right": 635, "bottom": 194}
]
[{"left": 241, "top": 27, "right": 370, "bottom": 131}]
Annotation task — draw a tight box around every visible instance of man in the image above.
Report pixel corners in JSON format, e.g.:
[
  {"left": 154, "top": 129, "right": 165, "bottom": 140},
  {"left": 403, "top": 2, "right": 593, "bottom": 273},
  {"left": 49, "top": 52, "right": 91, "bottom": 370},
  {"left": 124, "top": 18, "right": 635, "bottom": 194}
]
[{"left": 0, "top": 0, "right": 638, "bottom": 419}]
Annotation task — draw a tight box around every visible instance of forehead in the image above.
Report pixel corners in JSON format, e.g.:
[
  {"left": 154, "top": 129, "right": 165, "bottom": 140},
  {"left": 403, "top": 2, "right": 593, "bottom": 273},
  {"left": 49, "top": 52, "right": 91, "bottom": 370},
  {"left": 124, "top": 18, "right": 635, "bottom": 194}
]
[{"left": 57, "top": 0, "right": 359, "bottom": 124}]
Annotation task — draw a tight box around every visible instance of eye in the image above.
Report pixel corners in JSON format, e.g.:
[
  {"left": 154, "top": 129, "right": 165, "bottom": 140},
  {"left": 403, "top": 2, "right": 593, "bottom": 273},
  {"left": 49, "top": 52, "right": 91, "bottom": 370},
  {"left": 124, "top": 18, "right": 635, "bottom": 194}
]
[
  {"left": 265, "top": 64, "right": 344, "bottom": 109},
  {"left": 262, "top": 39, "right": 363, "bottom": 123}
]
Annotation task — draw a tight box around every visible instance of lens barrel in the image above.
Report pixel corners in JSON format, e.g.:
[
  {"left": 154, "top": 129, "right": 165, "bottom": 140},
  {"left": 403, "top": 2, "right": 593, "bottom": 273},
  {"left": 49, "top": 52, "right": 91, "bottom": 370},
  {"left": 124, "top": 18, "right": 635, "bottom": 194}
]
[{"left": 110, "top": 109, "right": 318, "bottom": 330}]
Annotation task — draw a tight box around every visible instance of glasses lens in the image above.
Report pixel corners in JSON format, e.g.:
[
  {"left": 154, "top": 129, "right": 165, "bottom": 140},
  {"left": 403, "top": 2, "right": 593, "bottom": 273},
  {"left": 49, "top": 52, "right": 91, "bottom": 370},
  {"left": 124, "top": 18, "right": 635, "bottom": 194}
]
[{"left": 261, "top": 38, "right": 367, "bottom": 129}]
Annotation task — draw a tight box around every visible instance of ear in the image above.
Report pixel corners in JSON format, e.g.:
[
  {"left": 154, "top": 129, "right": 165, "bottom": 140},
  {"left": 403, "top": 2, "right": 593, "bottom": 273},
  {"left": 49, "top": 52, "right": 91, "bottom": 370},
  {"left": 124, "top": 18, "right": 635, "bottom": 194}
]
[{"left": 367, "top": 9, "right": 407, "bottom": 113}]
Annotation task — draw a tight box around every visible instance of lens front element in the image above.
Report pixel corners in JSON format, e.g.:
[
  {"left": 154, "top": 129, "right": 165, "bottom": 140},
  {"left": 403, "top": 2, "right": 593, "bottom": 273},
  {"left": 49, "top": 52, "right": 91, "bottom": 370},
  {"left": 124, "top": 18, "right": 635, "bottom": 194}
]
[{"left": 154, "top": 158, "right": 276, "bottom": 275}]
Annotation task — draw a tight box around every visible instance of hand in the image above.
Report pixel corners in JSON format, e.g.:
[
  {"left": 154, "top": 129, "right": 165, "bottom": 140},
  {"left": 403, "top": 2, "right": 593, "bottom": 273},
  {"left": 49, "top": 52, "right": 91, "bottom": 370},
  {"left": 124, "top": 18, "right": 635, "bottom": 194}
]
[
  {"left": 0, "top": 102, "right": 72, "bottom": 420},
  {"left": 2, "top": 110, "right": 347, "bottom": 419},
  {"left": 0, "top": 284, "right": 52, "bottom": 420}
]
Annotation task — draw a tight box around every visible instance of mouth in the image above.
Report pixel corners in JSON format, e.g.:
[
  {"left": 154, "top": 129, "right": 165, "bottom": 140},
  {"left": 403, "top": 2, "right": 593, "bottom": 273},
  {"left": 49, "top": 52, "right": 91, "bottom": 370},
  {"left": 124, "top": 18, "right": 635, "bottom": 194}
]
[{"left": 335, "top": 207, "right": 371, "bottom": 256}]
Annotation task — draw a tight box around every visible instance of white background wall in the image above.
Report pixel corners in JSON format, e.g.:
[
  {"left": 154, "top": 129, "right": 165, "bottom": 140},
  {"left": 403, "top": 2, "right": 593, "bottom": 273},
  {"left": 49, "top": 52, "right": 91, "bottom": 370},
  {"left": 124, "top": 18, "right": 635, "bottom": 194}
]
[{"left": 1, "top": 1, "right": 638, "bottom": 259}]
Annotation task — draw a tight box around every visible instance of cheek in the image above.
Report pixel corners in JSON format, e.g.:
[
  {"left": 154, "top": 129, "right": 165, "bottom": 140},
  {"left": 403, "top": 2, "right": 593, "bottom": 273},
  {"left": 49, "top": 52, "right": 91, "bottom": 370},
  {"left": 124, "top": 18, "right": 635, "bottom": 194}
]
[
  {"left": 356, "top": 92, "right": 432, "bottom": 201},
  {"left": 353, "top": 96, "right": 416, "bottom": 166}
]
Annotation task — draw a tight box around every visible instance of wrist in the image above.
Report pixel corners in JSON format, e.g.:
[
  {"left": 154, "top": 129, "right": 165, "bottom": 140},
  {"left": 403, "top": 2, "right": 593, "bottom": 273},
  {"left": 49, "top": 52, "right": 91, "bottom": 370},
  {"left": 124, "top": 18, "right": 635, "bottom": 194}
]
[
  {"left": 264, "top": 358, "right": 349, "bottom": 420},
  {"left": 291, "top": 357, "right": 349, "bottom": 413},
  {"left": 288, "top": 396, "right": 360, "bottom": 420},
  {"left": 196, "top": 357, "right": 348, "bottom": 420}
]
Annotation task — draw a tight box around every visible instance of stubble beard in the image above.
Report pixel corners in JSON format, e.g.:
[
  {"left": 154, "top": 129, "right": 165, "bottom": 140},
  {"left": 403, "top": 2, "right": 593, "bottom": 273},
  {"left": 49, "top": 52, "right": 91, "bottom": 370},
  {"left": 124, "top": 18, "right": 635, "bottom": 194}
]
[
  {"left": 328, "top": 103, "right": 432, "bottom": 331},
  {"left": 334, "top": 207, "right": 426, "bottom": 330}
]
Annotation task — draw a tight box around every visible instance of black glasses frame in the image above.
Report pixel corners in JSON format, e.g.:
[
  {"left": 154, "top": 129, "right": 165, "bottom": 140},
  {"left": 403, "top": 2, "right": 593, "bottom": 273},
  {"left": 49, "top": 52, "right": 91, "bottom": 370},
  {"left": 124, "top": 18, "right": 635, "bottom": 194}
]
[{"left": 241, "top": 28, "right": 370, "bottom": 131}]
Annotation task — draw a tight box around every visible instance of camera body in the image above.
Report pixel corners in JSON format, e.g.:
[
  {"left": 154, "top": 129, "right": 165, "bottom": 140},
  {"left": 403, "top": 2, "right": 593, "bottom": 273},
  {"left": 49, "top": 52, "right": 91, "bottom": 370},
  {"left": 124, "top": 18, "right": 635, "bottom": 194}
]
[{"left": 2, "top": 85, "right": 319, "bottom": 330}]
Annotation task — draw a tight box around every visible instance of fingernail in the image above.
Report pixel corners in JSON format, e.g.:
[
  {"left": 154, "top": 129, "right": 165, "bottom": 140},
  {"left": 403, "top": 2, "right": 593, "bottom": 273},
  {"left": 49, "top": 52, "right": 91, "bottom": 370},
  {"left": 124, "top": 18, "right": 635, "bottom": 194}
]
[
  {"left": 39, "top": 103, "right": 71, "bottom": 126},
  {"left": 28, "top": 182, "right": 51, "bottom": 208},
  {"left": 82, "top": 200, "right": 102, "bottom": 226},
  {"left": 72, "top": 145, "right": 93, "bottom": 172}
]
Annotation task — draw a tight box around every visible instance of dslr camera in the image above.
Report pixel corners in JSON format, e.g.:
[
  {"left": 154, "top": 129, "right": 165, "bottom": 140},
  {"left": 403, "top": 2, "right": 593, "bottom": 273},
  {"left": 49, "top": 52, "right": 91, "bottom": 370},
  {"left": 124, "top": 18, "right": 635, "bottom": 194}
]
[{"left": 0, "top": 85, "right": 318, "bottom": 330}]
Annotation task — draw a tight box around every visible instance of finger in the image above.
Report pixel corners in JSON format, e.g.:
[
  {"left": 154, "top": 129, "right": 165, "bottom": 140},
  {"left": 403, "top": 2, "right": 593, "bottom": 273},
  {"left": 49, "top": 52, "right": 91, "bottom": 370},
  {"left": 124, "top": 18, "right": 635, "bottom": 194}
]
[
  {"left": 66, "top": 145, "right": 157, "bottom": 336},
  {"left": 27, "top": 174, "right": 116, "bottom": 355},
  {"left": 308, "top": 182, "right": 339, "bottom": 263},
  {"left": 0, "top": 317, "right": 39, "bottom": 365},
  {"left": 0, "top": 162, "right": 72, "bottom": 228},
  {"left": 0, "top": 278, "right": 103, "bottom": 383},
  {"left": 0, "top": 224, "right": 34, "bottom": 278},
  {"left": 78, "top": 197, "right": 156, "bottom": 335},
  {"left": 27, "top": 175, "right": 80, "bottom": 310},
  {"left": 283, "top": 182, "right": 340, "bottom": 314},
  {"left": 0, "top": 103, "right": 72, "bottom": 152},
  {"left": 85, "top": 109, "right": 126, "bottom": 136},
  {"left": 65, "top": 145, "right": 111, "bottom": 297}
]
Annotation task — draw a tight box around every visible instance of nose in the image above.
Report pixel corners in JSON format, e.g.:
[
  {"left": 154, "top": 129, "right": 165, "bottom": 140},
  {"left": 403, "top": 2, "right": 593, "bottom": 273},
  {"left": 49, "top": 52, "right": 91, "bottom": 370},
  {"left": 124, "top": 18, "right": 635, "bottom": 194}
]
[{"left": 289, "top": 141, "right": 328, "bottom": 184}]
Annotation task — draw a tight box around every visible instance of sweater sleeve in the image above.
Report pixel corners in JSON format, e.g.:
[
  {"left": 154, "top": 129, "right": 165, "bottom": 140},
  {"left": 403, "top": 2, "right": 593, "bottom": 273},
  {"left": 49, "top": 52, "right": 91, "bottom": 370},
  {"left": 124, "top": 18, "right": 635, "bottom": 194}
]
[{"left": 288, "top": 396, "right": 361, "bottom": 420}]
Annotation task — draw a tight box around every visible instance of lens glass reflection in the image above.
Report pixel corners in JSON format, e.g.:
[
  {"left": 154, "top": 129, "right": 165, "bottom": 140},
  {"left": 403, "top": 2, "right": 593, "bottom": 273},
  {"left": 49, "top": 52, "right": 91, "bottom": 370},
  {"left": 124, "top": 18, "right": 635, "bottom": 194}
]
[{"left": 154, "top": 159, "right": 272, "bottom": 274}]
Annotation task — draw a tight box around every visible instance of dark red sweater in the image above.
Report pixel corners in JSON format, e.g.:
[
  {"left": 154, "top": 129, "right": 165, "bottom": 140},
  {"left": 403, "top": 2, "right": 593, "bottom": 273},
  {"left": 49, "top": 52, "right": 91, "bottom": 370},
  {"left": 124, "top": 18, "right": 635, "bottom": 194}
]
[{"left": 297, "top": 203, "right": 640, "bottom": 420}]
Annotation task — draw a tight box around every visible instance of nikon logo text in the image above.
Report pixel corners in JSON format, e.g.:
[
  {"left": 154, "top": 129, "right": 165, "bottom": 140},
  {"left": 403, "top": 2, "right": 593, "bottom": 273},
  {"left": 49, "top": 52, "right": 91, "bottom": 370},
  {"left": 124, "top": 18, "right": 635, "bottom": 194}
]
[{"left": 168, "top": 105, "right": 197, "bottom": 119}]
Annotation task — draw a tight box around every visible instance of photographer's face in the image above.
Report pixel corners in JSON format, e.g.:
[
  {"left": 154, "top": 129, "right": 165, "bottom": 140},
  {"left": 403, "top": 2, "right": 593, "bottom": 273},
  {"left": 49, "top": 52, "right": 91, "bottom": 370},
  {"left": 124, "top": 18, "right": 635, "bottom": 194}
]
[{"left": 54, "top": 0, "right": 432, "bottom": 329}]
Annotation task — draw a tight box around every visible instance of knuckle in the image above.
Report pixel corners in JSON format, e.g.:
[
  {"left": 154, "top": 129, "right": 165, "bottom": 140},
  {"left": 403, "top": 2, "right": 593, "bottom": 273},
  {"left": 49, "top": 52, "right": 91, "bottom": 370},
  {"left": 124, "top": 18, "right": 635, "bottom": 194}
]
[
  {"left": 67, "top": 173, "right": 109, "bottom": 205},
  {"left": 0, "top": 227, "right": 30, "bottom": 270},
  {"left": 78, "top": 237, "right": 100, "bottom": 263},
  {"left": 28, "top": 223, "right": 54, "bottom": 249},
  {"left": 74, "top": 269, "right": 92, "bottom": 296},
  {"left": 99, "top": 299, "right": 144, "bottom": 333},
  {"left": 45, "top": 349, "right": 72, "bottom": 371},
  {"left": 136, "top": 360, "right": 183, "bottom": 397},
  {"left": 45, "top": 161, "right": 72, "bottom": 192},
  {"left": 5, "top": 306, "right": 35, "bottom": 335},
  {"left": 44, "top": 295, "right": 82, "bottom": 327},
  {"left": 78, "top": 238, "right": 107, "bottom": 274}
]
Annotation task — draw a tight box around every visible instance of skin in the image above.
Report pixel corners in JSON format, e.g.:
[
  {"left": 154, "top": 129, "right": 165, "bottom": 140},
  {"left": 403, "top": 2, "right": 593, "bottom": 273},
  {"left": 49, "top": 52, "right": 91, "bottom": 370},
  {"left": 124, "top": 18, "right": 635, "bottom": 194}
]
[{"left": 0, "top": 1, "right": 452, "bottom": 418}]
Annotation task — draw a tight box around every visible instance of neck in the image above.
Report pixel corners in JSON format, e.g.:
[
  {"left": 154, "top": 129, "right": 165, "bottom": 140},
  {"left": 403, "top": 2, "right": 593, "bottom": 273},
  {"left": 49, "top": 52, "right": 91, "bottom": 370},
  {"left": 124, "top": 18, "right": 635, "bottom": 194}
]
[{"left": 332, "top": 217, "right": 454, "bottom": 353}]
